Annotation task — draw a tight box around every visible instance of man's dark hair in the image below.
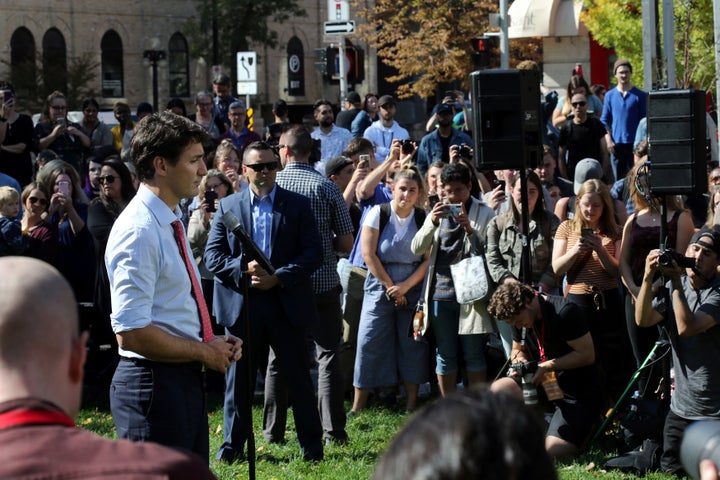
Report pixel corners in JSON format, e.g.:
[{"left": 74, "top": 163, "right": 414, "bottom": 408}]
[
  {"left": 440, "top": 162, "right": 472, "bottom": 186},
  {"left": 313, "top": 99, "right": 332, "bottom": 112},
  {"left": 273, "top": 99, "right": 288, "bottom": 117},
  {"left": 373, "top": 389, "right": 557, "bottom": 480},
  {"left": 136, "top": 102, "right": 153, "bottom": 116},
  {"left": 212, "top": 73, "right": 231, "bottom": 86},
  {"left": 488, "top": 282, "right": 536, "bottom": 321},
  {"left": 282, "top": 125, "right": 314, "bottom": 158},
  {"left": 344, "top": 137, "right": 374, "bottom": 157},
  {"left": 130, "top": 112, "right": 209, "bottom": 182},
  {"left": 242, "top": 141, "right": 274, "bottom": 163}
]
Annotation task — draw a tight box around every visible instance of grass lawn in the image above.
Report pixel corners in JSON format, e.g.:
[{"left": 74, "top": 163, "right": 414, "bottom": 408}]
[{"left": 78, "top": 393, "right": 681, "bottom": 480}]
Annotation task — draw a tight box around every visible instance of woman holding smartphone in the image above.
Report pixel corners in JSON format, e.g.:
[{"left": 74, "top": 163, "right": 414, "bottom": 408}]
[
  {"left": 37, "top": 159, "right": 93, "bottom": 302},
  {"left": 0, "top": 82, "right": 34, "bottom": 187},
  {"left": 35, "top": 91, "right": 90, "bottom": 174},
  {"left": 552, "top": 179, "right": 629, "bottom": 404}
]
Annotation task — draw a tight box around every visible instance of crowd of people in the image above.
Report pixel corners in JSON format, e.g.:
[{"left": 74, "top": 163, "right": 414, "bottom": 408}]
[{"left": 1, "top": 57, "right": 720, "bottom": 479}]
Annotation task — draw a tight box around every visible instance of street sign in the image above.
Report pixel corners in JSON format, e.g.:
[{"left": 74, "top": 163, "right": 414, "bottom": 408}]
[
  {"left": 327, "top": 0, "right": 349, "bottom": 21},
  {"left": 324, "top": 20, "right": 355, "bottom": 35},
  {"left": 236, "top": 51, "right": 257, "bottom": 82},
  {"left": 236, "top": 82, "right": 257, "bottom": 95}
]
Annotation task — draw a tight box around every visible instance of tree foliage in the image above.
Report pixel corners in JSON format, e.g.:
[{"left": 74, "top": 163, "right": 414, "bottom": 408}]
[
  {"left": 581, "top": 0, "right": 715, "bottom": 91},
  {"left": 352, "top": 0, "right": 542, "bottom": 98},
  {"left": 184, "top": 0, "right": 306, "bottom": 71}
]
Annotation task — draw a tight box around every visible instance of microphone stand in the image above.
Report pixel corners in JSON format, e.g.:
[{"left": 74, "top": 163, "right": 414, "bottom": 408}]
[{"left": 240, "top": 250, "right": 256, "bottom": 480}]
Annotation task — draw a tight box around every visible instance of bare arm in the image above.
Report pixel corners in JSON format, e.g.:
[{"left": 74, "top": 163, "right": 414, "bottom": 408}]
[
  {"left": 117, "top": 324, "right": 242, "bottom": 373},
  {"left": 335, "top": 232, "right": 354, "bottom": 254},
  {"left": 534, "top": 332, "right": 595, "bottom": 384},
  {"left": 361, "top": 226, "right": 393, "bottom": 289},
  {"left": 635, "top": 249, "right": 665, "bottom": 327},
  {"left": 557, "top": 146, "right": 568, "bottom": 179},
  {"left": 619, "top": 214, "right": 639, "bottom": 298}
]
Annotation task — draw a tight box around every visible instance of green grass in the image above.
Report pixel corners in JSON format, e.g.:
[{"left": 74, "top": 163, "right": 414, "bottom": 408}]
[{"left": 79, "top": 394, "right": 681, "bottom": 480}]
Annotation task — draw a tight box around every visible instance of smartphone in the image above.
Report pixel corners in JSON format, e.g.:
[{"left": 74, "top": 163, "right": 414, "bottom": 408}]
[
  {"left": 581, "top": 228, "right": 594, "bottom": 237},
  {"left": 448, "top": 203, "right": 463, "bottom": 217},
  {"left": 204, "top": 190, "right": 218, "bottom": 213},
  {"left": 58, "top": 181, "right": 71, "bottom": 197},
  {"left": 444, "top": 90, "right": 455, "bottom": 99},
  {"left": 56, "top": 118, "right": 66, "bottom": 127},
  {"left": 428, "top": 194, "right": 440, "bottom": 208},
  {"left": 358, "top": 154, "right": 370, "bottom": 169},
  {"left": 493, "top": 179, "right": 506, "bottom": 191}
]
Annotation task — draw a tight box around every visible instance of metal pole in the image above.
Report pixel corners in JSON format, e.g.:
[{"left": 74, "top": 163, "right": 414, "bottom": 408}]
[
  {"left": 499, "top": 0, "right": 509, "bottom": 69},
  {"left": 662, "top": 0, "right": 675, "bottom": 88},
  {"left": 151, "top": 61, "right": 159, "bottom": 113},
  {"left": 642, "top": 0, "right": 656, "bottom": 91},
  {"left": 338, "top": 36, "right": 348, "bottom": 108}
]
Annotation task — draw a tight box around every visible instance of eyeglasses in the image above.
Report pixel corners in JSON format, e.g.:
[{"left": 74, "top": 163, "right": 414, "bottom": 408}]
[
  {"left": 51, "top": 105, "right": 66, "bottom": 111},
  {"left": 198, "top": 102, "right": 213, "bottom": 107},
  {"left": 206, "top": 183, "right": 224, "bottom": 190},
  {"left": 99, "top": 175, "right": 117, "bottom": 184},
  {"left": 28, "top": 197, "right": 48, "bottom": 206},
  {"left": 244, "top": 161, "right": 279, "bottom": 172},
  {"left": 571, "top": 101, "right": 587, "bottom": 107}
]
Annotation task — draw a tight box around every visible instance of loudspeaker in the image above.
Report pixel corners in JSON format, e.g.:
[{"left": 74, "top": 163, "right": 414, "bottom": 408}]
[
  {"left": 648, "top": 89, "right": 707, "bottom": 195},
  {"left": 470, "top": 69, "right": 542, "bottom": 170}
]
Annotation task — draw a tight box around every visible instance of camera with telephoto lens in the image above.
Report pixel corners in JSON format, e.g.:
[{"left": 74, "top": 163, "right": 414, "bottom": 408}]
[
  {"left": 658, "top": 248, "right": 695, "bottom": 269},
  {"left": 400, "top": 139, "right": 415, "bottom": 155},
  {"left": 681, "top": 421, "right": 720, "bottom": 480},
  {"left": 511, "top": 362, "right": 539, "bottom": 405},
  {"left": 458, "top": 144, "right": 472, "bottom": 158}
]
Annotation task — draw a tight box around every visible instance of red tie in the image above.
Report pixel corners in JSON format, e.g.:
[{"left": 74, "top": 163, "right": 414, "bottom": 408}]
[{"left": 171, "top": 220, "right": 214, "bottom": 343}]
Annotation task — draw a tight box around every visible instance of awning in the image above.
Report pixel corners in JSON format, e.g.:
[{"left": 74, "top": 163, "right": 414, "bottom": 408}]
[{"left": 508, "top": 0, "right": 583, "bottom": 38}]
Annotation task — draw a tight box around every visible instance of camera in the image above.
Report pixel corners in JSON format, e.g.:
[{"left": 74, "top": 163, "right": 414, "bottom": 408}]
[
  {"left": 458, "top": 144, "right": 472, "bottom": 158},
  {"left": 400, "top": 139, "right": 415, "bottom": 155},
  {"left": 658, "top": 248, "right": 695, "bottom": 269},
  {"left": 511, "top": 362, "right": 539, "bottom": 406},
  {"left": 681, "top": 421, "right": 720, "bottom": 480}
]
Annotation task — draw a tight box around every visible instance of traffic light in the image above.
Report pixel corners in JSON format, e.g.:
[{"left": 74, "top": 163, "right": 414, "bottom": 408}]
[
  {"left": 471, "top": 36, "right": 490, "bottom": 68},
  {"left": 325, "top": 45, "right": 365, "bottom": 83}
]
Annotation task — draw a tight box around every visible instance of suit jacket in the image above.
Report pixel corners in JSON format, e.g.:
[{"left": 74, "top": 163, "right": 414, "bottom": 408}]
[{"left": 204, "top": 185, "right": 322, "bottom": 328}]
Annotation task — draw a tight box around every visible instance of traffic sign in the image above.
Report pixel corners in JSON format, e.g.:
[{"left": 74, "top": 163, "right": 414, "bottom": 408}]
[
  {"left": 236, "top": 51, "right": 257, "bottom": 82},
  {"left": 324, "top": 21, "right": 355, "bottom": 35},
  {"left": 327, "top": 0, "right": 349, "bottom": 21}
]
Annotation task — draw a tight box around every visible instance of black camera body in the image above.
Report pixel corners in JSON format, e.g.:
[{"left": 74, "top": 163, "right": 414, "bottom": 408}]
[
  {"left": 400, "top": 139, "right": 414, "bottom": 155},
  {"left": 510, "top": 362, "right": 538, "bottom": 376},
  {"left": 458, "top": 144, "right": 472, "bottom": 158},
  {"left": 659, "top": 248, "right": 695, "bottom": 269}
]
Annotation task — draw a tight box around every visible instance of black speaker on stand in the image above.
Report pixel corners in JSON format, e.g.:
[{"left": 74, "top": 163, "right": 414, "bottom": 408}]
[
  {"left": 470, "top": 69, "right": 542, "bottom": 171},
  {"left": 648, "top": 89, "right": 707, "bottom": 195}
]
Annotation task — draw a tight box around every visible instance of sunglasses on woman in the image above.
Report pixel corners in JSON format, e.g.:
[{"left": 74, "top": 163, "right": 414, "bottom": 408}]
[{"left": 99, "top": 175, "right": 117, "bottom": 184}]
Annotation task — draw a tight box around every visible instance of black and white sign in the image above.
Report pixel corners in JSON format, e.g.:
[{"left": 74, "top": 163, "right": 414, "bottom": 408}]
[{"left": 323, "top": 20, "right": 355, "bottom": 35}]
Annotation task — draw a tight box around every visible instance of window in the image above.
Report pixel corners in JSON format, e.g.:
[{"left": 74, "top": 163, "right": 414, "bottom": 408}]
[
  {"left": 168, "top": 33, "right": 189, "bottom": 98},
  {"left": 43, "top": 28, "right": 67, "bottom": 94},
  {"left": 10, "top": 28, "right": 36, "bottom": 97},
  {"left": 101, "top": 30, "right": 124, "bottom": 97}
]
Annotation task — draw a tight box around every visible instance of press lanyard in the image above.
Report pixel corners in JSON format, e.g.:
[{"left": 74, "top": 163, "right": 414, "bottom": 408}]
[{"left": 534, "top": 322, "right": 546, "bottom": 362}]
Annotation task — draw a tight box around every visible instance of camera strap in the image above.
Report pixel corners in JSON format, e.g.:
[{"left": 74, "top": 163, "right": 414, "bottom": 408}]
[{"left": 533, "top": 323, "right": 546, "bottom": 362}]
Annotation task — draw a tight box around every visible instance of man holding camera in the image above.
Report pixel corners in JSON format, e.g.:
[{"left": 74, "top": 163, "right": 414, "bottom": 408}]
[
  {"left": 636, "top": 230, "right": 720, "bottom": 475},
  {"left": 416, "top": 102, "right": 472, "bottom": 176},
  {"left": 488, "top": 282, "right": 602, "bottom": 458},
  {"left": 363, "top": 95, "right": 409, "bottom": 161}
]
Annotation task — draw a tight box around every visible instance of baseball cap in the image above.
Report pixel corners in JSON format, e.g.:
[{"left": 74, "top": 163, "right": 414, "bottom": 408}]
[
  {"left": 378, "top": 95, "right": 395, "bottom": 108},
  {"left": 436, "top": 103, "right": 454, "bottom": 115},
  {"left": 573, "top": 158, "right": 603, "bottom": 195},
  {"left": 346, "top": 92, "right": 361, "bottom": 104},
  {"left": 325, "top": 156, "right": 353, "bottom": 178},
  {"left": 690, "top": 230, "right": 720, "bottom": 256}
]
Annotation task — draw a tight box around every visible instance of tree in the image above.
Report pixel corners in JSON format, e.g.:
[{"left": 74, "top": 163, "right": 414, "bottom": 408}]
[
  {"left": 581, "top": 0, "right": 715, "bottom": 91},
  {"left": 351, "top": 0, "right": 542, "bottom": 98},
  {"left": 184, "top": 0, "right": 306, "bottom": 76}
]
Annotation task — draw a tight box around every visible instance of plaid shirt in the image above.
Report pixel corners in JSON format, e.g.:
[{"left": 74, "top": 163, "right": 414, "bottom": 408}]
[{"left": 276, "top": 162, "right": 354, "bottom": 293}]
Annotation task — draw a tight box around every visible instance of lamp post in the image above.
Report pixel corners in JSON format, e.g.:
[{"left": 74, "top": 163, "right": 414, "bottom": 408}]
[{"left": 143, "top": 48, "right": 166, "bottom": 112}]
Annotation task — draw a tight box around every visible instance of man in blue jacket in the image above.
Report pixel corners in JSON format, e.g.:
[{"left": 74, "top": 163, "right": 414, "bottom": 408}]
[{"left": 417, "top": 103, "right": 472, "bottom": 176}]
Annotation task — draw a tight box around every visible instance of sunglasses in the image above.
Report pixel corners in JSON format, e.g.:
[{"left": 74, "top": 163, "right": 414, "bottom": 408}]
[
  {"left": 571, "top": 101, "right": 587, "bottom": 107},
  {"left": 28, "top": 196, "right": 48, "bottom": 206},
  {"left": 99, "top": 175, "right": 117, "bottom": 184},
  {"left": 245, "top": 161, "right": 279, "bottom": 172}
]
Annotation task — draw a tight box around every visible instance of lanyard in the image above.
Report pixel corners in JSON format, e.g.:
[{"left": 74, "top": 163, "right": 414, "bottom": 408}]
[
  {"left": 533, "top": 322, "right": 546, "bottom": 362},
  {"left": 0, "top": 408, "right": 75, "bottom": 430}
]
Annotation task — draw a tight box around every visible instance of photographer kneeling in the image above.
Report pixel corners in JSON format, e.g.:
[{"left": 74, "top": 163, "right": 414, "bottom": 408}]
[
  {"left": 488, "top": 282, "right": 602, "bottom": 458},
  {"left": 636, "top": 230, "right": 720, "bottom": 476}
]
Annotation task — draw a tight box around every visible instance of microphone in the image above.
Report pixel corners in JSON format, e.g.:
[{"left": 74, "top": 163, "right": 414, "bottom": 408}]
[{"left": 221, "top": 211, "right": 275, "bottom": 275}]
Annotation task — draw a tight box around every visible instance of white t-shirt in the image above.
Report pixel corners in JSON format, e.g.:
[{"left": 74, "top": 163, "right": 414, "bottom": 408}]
[{"left": 363, "top": 203, "right": 413, "bottom": 238}]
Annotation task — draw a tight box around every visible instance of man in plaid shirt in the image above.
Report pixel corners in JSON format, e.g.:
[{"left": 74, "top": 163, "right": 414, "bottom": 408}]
[{"left": 269, "top": 125, "right": 354, "bottom": 445}]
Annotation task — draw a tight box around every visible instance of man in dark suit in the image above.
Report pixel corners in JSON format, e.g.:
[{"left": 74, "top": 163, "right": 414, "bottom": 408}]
[{"left": 204, "top": 141, "right": 325, "bottom": 463}]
